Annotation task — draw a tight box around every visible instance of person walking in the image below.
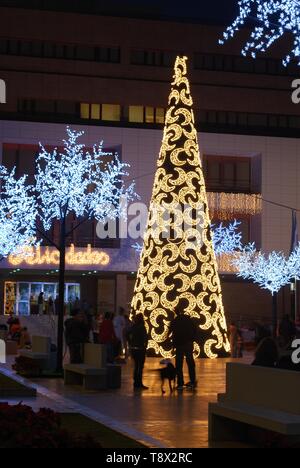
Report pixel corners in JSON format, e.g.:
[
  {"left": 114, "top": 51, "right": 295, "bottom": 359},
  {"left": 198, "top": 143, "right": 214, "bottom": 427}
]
[
  {"left": 169, "top": 308, "right": 198, "bottom": 391},
  {"left": 127, "top": 314, "right": 148, "bottom": 390}
]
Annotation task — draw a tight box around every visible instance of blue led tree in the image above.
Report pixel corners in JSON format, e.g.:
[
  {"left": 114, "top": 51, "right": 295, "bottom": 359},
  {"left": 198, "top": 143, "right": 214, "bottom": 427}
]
[
  {"left": 232, "top": 244, "right": 300, "bottom": 335},
  {"left": 35, "top": 127, "right": 136, "bottom": 372},
  {"left": 212, "top": 220, "right": 243, "bottom": 255},
  {"left": 0, "top": 166, "right": 37, "bottom": 261},
  {"left": 220, "top": 0, "right": 300, "bottom": 66}
]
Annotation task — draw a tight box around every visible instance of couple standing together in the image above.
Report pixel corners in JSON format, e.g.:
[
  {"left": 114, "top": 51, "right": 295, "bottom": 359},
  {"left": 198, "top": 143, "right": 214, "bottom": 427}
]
[{"left": 128, "top": 308, "right": 197, "bottom": 390}]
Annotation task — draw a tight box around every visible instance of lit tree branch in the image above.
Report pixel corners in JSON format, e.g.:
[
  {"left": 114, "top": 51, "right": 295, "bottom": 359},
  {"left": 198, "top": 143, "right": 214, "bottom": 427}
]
[
  {"left": 231, "top": 244, "right": 296, "bottom": 295},
  {"left": 220, "top": 0, "right": 300, "bottom": 66},
  {"left": 0, "top": 166, "right": 38, "bottom": 259},
  {"left": 36, "top": 127, "right": 137, "bottom": 232}
]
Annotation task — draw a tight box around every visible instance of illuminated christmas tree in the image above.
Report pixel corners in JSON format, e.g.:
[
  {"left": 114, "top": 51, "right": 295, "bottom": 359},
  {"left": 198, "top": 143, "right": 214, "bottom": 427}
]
[{"left": 131, "top": 56, "right": 230, "bottom": 358}]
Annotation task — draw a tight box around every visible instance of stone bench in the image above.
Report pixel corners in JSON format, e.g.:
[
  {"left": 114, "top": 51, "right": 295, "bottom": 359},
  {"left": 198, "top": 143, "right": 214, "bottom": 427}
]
[
  {"left": 19, "top": 335, "right": 56, "bottom": 371},
  {"left": 5, "top": 340, "right": 18, "bottom": 355},
  {"left": 209, "top": 363, "right": 300, "bottom": 445},
  {"left": 64, "top": 343, "right": 121, "bottom": 391}
]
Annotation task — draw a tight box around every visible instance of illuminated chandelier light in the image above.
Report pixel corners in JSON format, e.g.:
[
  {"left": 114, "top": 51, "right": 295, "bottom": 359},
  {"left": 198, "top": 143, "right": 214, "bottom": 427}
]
[
  {"left": 220, "top": 0, "right": 300, "bottom": 67},
  {"left": 207, "top": 192, "right": 262, "bottom": 220},
  {"left": 131, "top": 56, "right": 230, "bottom": 359}
]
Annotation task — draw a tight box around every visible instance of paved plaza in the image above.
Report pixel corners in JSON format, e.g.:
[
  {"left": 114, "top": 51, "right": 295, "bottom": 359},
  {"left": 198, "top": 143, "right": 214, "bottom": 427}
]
[{"left": 0, "top": 355, "right": 252, "bottom": 448}]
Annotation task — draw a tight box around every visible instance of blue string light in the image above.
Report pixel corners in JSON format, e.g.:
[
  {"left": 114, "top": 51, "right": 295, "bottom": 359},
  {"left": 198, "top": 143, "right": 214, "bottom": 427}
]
[{"left": 220, "top": 0, "right": 300, "bottom": 66}]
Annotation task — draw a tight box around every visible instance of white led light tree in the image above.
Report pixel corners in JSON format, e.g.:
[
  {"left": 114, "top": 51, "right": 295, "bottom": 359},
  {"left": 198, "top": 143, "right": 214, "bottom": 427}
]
[
  {"left": 0, "top": 166, "right": 37, "bottom": 261},
  {"left": 212, "top": 220, "right": 243, "bottom": 255},
  {"left": 220, "top": 0, "right": 300, "bottom": 66},
  {"left": 232, "top": 244, "right": 298, "bottom": 335},
  {"left": 35, "top": 127, "right": 136, "bottom": 372}
]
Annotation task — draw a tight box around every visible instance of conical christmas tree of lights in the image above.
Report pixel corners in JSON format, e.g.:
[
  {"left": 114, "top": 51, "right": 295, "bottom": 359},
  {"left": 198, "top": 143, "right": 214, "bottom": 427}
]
[{"left": 131, "top": 56, "right": 230, "bottom": 358}]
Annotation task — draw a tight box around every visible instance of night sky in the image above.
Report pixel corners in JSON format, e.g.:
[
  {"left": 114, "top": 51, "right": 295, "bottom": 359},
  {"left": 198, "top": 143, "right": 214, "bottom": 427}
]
[
  {"left": 0, "top": 0, "right": 241, "bottom": 24},
  {"left": 108, "top": 0, "right": 240, "bottom": 24}
]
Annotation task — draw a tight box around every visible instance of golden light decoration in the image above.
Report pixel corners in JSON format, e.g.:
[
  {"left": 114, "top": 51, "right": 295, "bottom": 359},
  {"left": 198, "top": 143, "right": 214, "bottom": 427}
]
[
  {"left": 131, "top": 56, "right": 230, "bottom": 359},
  {"left": 8, "top": 244, "right": 110, "bottom": 267},
  {"left": 207, "top": 192, "right": 262, "bottom": 220}
]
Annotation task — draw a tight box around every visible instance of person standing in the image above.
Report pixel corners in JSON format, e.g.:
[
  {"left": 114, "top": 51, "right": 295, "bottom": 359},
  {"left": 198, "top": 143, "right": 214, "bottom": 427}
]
[
  {"left": 54, "top": 295, "right": 59, "bottom": 315},
  {"left": 279, "top": 314, "right": 296, "bottom": 347},
  {"left": 48, "top": 296, "right": 55, "bottom": 315},
  {"left": 99, "top": 312, "right": 117, "bottom": 363},
  {"left": 113, "top": 307, "right": 126, "bottom": 356},
  {"left": 127, "top": 314, "right": 148, "bottom": 390},
  {"left": 230, "top": 322, "right": 239, "bottom": 358},
  {"left": 64, "top": 309, "right": 90, "bottom": 364},
  {"left": 124, "top": 314, "right": 132, "bottom": 359},
  {"left": 38, "top": 292, "right": 44, "bottom": 316},
  {"left": 169, "top": 308, "right": 197, "bottom": 390}
]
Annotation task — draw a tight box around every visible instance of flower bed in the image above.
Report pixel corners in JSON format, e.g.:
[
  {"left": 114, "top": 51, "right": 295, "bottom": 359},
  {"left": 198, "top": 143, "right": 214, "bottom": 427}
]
[{"left": 0, "top": 404, "right": 102, "bottom": 448}]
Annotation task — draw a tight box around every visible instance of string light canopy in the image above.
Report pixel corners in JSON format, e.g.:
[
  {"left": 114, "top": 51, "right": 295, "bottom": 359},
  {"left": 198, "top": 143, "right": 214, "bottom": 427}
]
[
  {"left": 220, "top": 0, "right": 300, "bottom": 67},
  {"left": 207, "top": 192, "right": 262, "bottom": 220},
  {"left": 131, "top": 56, "right": 230, "bottom": 359}
]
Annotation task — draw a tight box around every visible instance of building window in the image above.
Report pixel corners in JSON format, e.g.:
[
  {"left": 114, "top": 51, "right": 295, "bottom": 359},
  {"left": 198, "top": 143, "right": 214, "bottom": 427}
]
[
  {"left": 102, "top": 104, "right": 121, "bottom": 121},
  {"left": 0, "top": 37, "right": 120, "bottom": 63},
  {"left": 4, "top": 281, "right": 80, "bottom": 316},
  {"left": 128, "top": 106, "right": 165, "bottom": 124},
  {"left": 155, "top": 108, "right": 165, "bottom": 124},
  {"left": 203, "top": 155, "right": 251, "bottom": 193},
  {"left": 76, "top": 45, "right": 95, "bottom": 61},
  {"left": 80, "top": 103, "right": 90, "bottom": 119},
  {"left": 129, "top": 106, "right": 144, "bottom": 123},
  {"left": 91, "top": 103, "right": 100, "bottom": 120},
  {"left": 131, "top": 49, "right": 177, "bottom": 67},
  {"left": 194, "top": 52, "right": 295, "bottom": 76},
  {"left": 145, "top": 106, "right": 154, "bottom": 123}
]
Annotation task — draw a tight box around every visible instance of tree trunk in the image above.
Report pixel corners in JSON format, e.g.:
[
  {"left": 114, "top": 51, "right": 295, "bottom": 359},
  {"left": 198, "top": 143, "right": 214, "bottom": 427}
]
[
  {"left": 56, "top": 217, "right": 66, "bottom": 373},
  {"left": 272, "top": 292, "right": 278, "bottom": 338}
]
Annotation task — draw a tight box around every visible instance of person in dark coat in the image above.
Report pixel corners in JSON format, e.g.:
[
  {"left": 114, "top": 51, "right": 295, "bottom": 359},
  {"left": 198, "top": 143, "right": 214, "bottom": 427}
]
[
  {"left": 64, "top": 309, "right": 90, "bottom": 364},
  {"left": 127, "top": 314, "right": 148, "bottom": 390},
  {"left": 169, "top": 308, "right": 198, "bottom": 390},
  {"left": 252, "top": 337, "right": 278, "bottom": 368},
  {"left": 279, "top": 315, "right": 296, "bottom": 347}
]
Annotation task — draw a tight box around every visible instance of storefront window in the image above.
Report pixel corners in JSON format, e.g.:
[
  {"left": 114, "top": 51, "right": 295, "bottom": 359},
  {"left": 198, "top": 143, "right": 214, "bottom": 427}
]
[{"left": 4, "top": 281, "right": 81, "bottom": 316}]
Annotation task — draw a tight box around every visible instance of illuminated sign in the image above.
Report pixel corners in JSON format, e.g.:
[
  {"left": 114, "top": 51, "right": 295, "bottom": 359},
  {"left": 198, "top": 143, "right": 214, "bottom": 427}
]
[
  {"left": 8, "top": 244, "right": 110, "bottom": 267},
  {"left": 0, "top": 79, "right": 6, "bottom": 103}
]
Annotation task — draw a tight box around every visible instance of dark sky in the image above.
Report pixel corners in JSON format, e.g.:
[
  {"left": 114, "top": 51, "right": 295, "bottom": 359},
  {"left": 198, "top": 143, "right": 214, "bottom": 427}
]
[
  {"left": 0, "top": 0, "right": 240, "bottom": 24},
  {"left": 108, "top": 0, "right": 240, "bottom": 24}
]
